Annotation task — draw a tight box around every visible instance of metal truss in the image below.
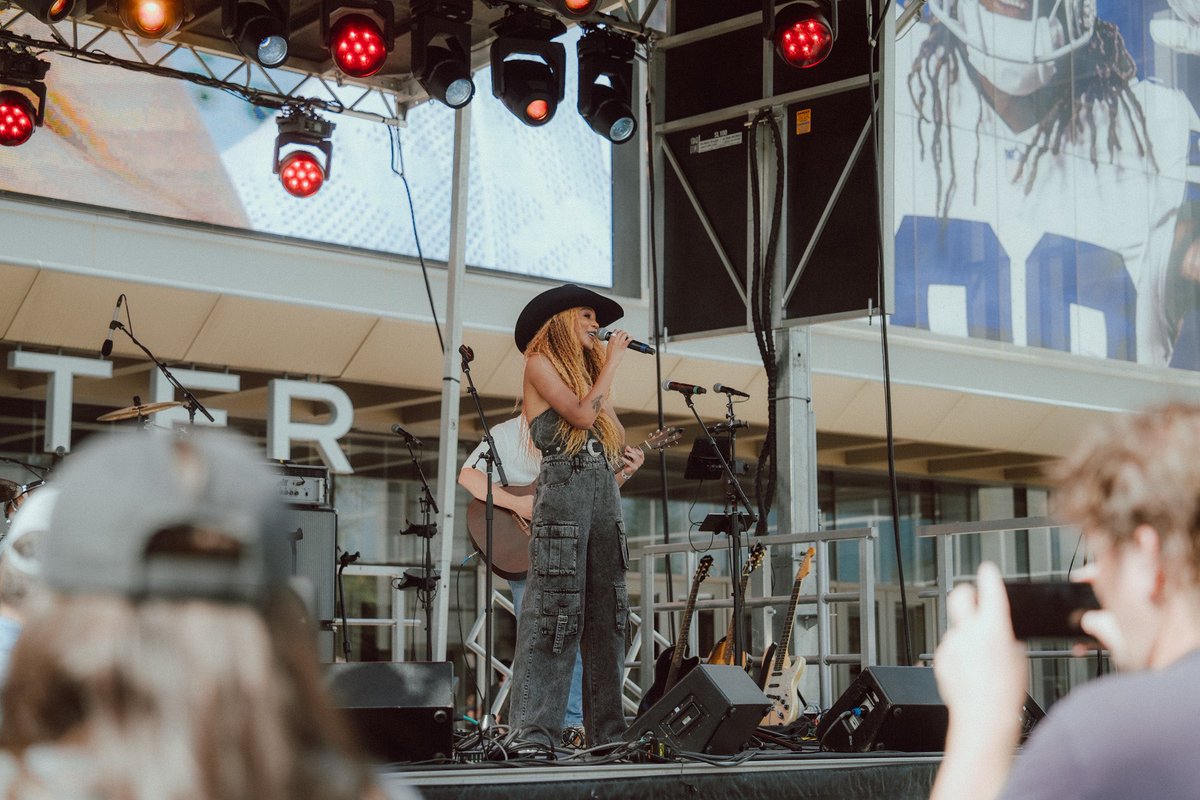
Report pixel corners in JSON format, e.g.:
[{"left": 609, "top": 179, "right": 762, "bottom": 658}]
[{"left": 0, "top": 7, "right": 412, "bottom": 125}]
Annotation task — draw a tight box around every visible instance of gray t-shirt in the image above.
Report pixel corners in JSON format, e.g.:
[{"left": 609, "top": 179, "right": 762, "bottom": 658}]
[{"left": 999, "top": 649, "right": 1200, "bottom": 799}]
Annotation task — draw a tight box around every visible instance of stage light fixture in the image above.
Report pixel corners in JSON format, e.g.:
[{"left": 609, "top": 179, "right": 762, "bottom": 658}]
[
  {"left": 223, "top": 0, "right": 290, "bottom": 67},
  {"left": 321, "top": 0, "right": 394, "bottom": 78},
  {"left": 490, "top": 8, "right": 567, "bottom": 127},
  {"left": 411, "top": 0, "right": 475, "bottom": 109},
  {"left": 545, "top": 0, "right": 598, "bottom": 19},
  {"left": 769, "top": 0, "right": 837, "bottom": 69},
  {"left": 577, "top": 28, "right": 637, "bottom": 144},
  {"left": 116, "top": 0, "right": 185, "bottom": 38},
  {"left": 11, "top": 0, "right": 77, "bottom": 24},
  {"left": 273, "top": 107, "right": 335, "bottom": 198},
  {"left": 0, "top": 50, "right": 49, "bottom": 148}
]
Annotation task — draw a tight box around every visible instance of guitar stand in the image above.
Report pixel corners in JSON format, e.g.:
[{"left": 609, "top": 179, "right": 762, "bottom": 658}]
[
  {"left": 682, "top": 394, "right": 758, "bottom": 668},
  {"left": 459, "top": 344, "right": 508, "bottom": 733}
]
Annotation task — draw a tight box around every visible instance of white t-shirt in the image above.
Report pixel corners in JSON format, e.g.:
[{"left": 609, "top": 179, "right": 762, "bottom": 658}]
[{"left": 462, "top": 416, "right": 541, "bottom": 488}]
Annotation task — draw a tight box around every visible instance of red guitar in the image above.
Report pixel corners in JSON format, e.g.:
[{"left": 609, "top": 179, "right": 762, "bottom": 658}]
[{"left": 466, "top": 427, "right": 683, "bottom": 580}]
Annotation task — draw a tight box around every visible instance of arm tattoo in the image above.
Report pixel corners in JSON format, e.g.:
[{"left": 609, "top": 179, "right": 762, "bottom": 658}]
[{"left": 591, "top": 394, "right": 605, "bottom": 413}]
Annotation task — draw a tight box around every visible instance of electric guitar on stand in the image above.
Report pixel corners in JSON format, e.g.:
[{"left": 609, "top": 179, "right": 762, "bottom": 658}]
[
  {"left": 638, "top": 554, "right": 714, "bottom": 714},
  {"left": 466, "top": 427, "right": 683, "bottom": 581},
  {"left": 705, "top": 542, "right": 766, "bottom": 667},
  {"left": 758, "top": 546, "right": 815, "bottom": 727}
]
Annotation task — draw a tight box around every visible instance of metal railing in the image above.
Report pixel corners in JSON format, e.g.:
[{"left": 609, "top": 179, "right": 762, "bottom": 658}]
[{"left": 633, "top": 527, "right": 878, "bottom": 709}]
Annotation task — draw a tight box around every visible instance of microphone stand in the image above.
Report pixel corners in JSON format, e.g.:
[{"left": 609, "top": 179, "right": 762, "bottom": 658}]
[
  {"left": 398, "top": 436, "right": 440, "bottom": 662},
  {"left": 110, "top": 321, "right": 214, "bottom": 425},
  {"left": 336, "top": 549, "right": 360, "bottom": 662},
  {"left": 459, "top": 345, "right": 507, "bottom": 732},
  {"left": 684, "top": 394, "right": 757, "bottom": 668}
]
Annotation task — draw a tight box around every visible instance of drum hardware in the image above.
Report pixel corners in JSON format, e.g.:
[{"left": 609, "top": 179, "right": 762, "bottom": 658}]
[{"left": 97, "top": 397, "right": 185, "bottom": 422}]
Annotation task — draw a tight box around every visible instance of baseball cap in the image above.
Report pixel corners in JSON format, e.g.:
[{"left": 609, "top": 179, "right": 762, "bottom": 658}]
[{"left": 44, "top": 431, "right": 291, "bottom": 602}]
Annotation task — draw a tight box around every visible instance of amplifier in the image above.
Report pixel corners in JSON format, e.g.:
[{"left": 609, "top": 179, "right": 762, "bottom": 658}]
[
  {"left": 326, "top": 661, "right": 455, "bottom": 763},
  {"left": 268, "top": 462, "right": 329, "bottom": 507}
]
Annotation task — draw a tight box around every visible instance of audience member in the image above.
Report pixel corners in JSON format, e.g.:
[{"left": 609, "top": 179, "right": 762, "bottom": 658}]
[
  {"left": 0, "top": 431, "right": 395, "bottom": 800},
  {"left": 931, "top": 404, "right": 1200, "bottom": 800},
  {"left": 0, "top": 488, "right": 53, "bottom": 686}
]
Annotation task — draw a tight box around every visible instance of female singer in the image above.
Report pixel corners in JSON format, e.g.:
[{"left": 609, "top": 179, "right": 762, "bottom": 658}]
[{"left": 507, "top": 283, "right": 644, "bottom": 747}]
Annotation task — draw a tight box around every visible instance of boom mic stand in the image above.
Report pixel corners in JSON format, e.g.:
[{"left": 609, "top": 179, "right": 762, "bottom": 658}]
[
  {"left": 110, "top": 321, "right": 214, "bottom": 425},
  {"left": 458, "top": 344, "right": 508, "bottom": 732},
  {"left": 397, "top": 435, "right": 440, "bottom": 662},
  {"left": 683, "top": 393, "right": 757, "bottom": 668}
]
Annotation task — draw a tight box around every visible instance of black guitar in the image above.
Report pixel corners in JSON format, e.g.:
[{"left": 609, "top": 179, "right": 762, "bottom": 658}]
[{"left": 637, "top": 554, "right": 714, "bottom": 714}]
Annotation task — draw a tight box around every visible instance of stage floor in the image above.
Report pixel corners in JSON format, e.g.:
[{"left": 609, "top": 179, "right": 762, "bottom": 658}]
[{"left": 383, "top": 752, "right": 942, "bottom": 800}]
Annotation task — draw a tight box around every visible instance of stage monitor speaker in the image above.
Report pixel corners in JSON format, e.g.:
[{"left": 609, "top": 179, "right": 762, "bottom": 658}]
[
  {"left": 326, "top": 661, "right": 454, "bottom": 764},
  {"left": 817, "top": 666, "right": 1045, "bottom": 753},
  {"left": 624, "top": 664, "right": 770, "bottom": 755},
  {"left": 279, "top": 507, "right": 336, "bottom": 660}
]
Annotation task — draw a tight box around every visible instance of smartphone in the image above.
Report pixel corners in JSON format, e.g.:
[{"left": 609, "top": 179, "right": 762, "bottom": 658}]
[{"left": 1004, "top": 581, "right": 1100, "bottom": 640}]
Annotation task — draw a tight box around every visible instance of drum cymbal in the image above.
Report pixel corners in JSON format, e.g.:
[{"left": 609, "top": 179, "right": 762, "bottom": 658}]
[{"left": 97, "top": 401, "right": 183, "bottom": 422}]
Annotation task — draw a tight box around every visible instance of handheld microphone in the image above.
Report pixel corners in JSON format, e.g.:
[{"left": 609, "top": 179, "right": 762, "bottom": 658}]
[
  {"left": 391, "top": 423, "right": 423, "bottom": 446},
  {"left": 713, "top": 383, "right": 750, "bottom": 398},
  {"left": 100, "top": 295, "right": 124, "bottom": 358},
  {"left": 593, "top": 329, "right": 656, "bottom": 355},
  {"left": 662, "top": 380, "right": 706, "bottom": 395}
]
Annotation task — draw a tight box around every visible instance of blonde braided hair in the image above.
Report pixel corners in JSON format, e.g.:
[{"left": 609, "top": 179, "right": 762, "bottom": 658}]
[{"left": 525, "top": 308, "right": 622, "bottom": 461}]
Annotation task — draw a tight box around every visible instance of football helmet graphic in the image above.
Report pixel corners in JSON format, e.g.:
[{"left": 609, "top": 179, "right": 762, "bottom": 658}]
[{"left": 926, "top": 0, "right": 1096, "bottom": 64}]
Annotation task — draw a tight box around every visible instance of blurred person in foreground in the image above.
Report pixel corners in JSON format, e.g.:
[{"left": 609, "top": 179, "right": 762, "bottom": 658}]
[
  {"left": 0, "top": 488, "right": 55, "bottom": 687},
  {"left": 0, "top": 431, "right": 397, "bottom": 800},
  {"left": 931, "top": 404, "right": 1200, "bottom": 800}
]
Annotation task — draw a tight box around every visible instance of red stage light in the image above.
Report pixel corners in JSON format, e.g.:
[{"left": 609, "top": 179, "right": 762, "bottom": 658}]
[
  {"left": 330, "top": 13, "right": 387, "bottom": 77},
  {"left": 774, "top": 2, "right": 835, "bottom": 69},
  {"left": 117, "top": 0, "right": 183, "bottom": 38},
  {"left": 48, "top": 0, "right": 69, "bottom": 18},
  {"left": 560, "top": 0, "right": 596, "bottom": 14},
  {"left": 525, "top": 99, "right": 549, "bottom": 122},
  {"left": 0, "top": 91, "right": 36, "bottom": 148},
  {"left": 279, "top": 151, "right": 325, "bottom": 197}
]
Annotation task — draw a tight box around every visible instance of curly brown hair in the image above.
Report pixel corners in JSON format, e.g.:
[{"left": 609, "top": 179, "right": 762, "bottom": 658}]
[{"left": 1052, "top": 404, "right": 1200, "bottom": 579}]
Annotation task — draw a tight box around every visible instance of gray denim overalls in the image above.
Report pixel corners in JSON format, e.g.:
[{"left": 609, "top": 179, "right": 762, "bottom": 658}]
[{"left": 508, "top": 407, "right": 630, "bottom": 746}]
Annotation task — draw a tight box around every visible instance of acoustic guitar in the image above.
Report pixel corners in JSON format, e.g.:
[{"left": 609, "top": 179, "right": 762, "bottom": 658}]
[
  {"left": 466, "top": 427, "right": 683, "bottom": 581},
  {"left": 758, "top": 546, "right": 815, "bottom": 727},
  {"left": 637, "top": 554, "right": 714, "bottom": 714},
  {"left": 705, "top": 542, "right": 766, "bottom": 667}
]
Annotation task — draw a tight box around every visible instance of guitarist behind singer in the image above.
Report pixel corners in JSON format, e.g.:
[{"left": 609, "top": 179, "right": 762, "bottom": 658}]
[{"left": 457, "top": 410, "right": 588, "bottom": 741}]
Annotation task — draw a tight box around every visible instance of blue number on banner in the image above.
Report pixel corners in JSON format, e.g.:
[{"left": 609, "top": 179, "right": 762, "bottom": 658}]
[
  {"left": 893, "top": 216, "right": 1013, "bottom": 342},
  {"left": 1025, "top": 234, "right": 1135, "bottom": 361}
]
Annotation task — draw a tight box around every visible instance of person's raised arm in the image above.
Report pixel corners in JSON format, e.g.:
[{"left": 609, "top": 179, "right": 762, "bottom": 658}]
[{"left": 930, "top": 562, "right": 1028, "bottom": 800}]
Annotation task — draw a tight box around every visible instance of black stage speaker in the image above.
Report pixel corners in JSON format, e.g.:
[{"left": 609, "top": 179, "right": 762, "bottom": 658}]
[
  {"left": 817, "top": 666, "right": 1045, "bottom": 753},
  {"left": 279, "top": 507, "right": 337, "bottom": 660},
  {"left": 624, "top": 664, "right": 770, "bottom": 755},
  {"left": 326, "top": 661, "right": 454, "bottom": 763}
]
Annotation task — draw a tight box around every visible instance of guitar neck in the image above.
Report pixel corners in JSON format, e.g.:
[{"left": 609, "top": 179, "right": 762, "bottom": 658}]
[
  {"left": 773, "top": 557, "right": 812, "bottom": 672},
  {"left": 668, "top": 582, "right": 703, "bottom": 682}
]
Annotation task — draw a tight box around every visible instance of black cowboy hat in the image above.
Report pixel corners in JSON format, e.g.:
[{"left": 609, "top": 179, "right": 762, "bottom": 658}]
[{"left": 514, "top": 283, "right": 624, "bottom": 353}]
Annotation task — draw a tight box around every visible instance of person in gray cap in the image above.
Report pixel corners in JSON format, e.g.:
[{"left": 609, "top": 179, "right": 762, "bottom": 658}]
[
  {"left": 507, "top": 283, "right": 645, "bottom": 749},
  {"left": 0, "top": 431, "right": 390, "bottom": 800},
  {"left": 0, "top": 487, "right": 53, "bottom": 688}
]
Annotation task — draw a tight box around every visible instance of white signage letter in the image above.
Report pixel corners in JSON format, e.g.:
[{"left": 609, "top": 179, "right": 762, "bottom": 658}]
[
  {"left": 267, "top": 379, "right": 354, "bottom": 473},
  {"left": 8, "top": 351, "right": 113, "bottom": 454}
]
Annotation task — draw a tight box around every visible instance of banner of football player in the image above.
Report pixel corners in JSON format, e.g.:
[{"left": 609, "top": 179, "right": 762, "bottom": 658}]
[{"left": 893, "top": 0, "right": 1200, "bottom": 371}]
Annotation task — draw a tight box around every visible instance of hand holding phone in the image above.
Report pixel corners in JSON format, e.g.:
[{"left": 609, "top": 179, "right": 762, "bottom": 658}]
[{"left": 1004, "top": 581, "right": 1100, "bottom": 640}]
